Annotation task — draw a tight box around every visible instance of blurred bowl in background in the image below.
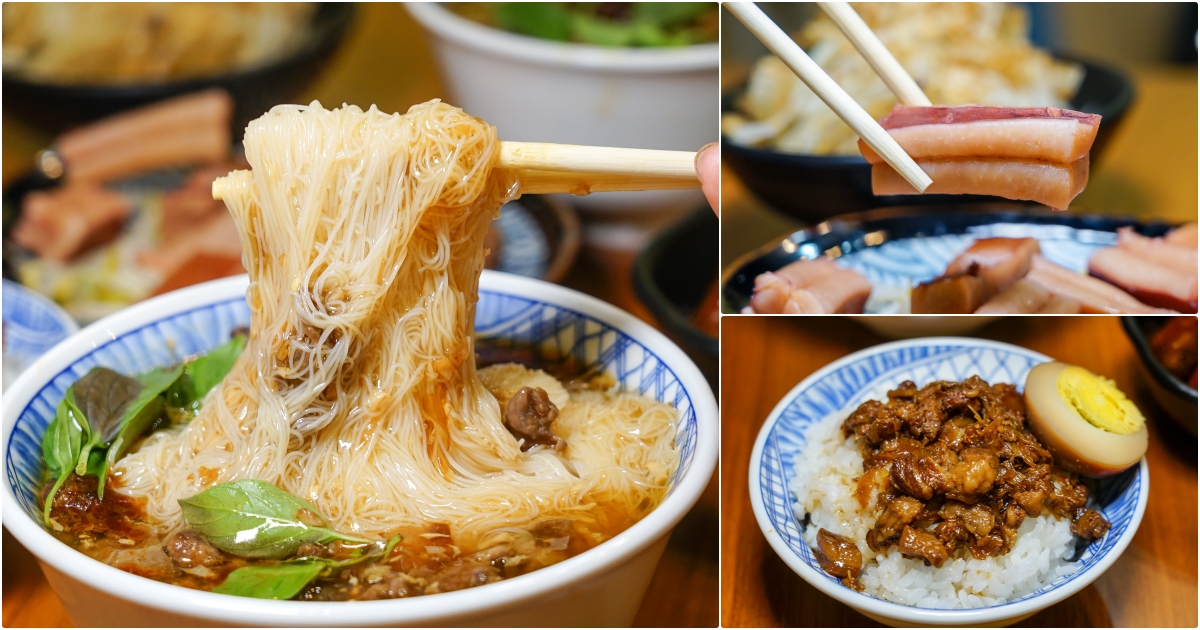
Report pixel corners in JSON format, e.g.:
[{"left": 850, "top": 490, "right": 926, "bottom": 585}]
[
  {"left": 1121, "top": 316, "right": 1198, "bottom": 434},
  {"left": 1, "top": 3, "right": 354, "bottom": 135},
  {"left": 722, "top": 58, "right": 1134, "bottom": 223},
  {"left": 407, "top": 2, "right": 717, "bottom": 215},
  {"left": 632, "top": 208, "right": 719, "bottom": 388},
  {"left": 2, "top": 279, "right": 77, "bottom": 391}
]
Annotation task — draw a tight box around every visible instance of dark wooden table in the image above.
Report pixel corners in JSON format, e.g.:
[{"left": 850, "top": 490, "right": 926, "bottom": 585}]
[
  {"left": 1, "top": 4, "right": 717, "bottom": 626},
  {"left": 720, "top": 316, "right": 1197, "bottom": 628}
]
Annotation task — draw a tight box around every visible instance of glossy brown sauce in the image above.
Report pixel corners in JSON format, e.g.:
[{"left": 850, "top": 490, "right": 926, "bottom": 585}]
[{"left": 818, "top": 376, "right": 1111, "bottom": 590}]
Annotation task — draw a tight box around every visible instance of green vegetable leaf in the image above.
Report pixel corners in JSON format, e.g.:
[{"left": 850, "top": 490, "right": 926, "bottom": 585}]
[
  {"left": 493, "top": 3, "right": 572, "bottom": 41},
  {"left": 166, "top": 335, "right": 246, "bottom": 411},
  {"left": 85, "top": 449, "right": 106, "bottom": 478},
  {"left": 179, "top": 480, "right": 371, "bottom": 559},
  {"left": 71, "top": 365, "right": 181, "bottom": 482},
  {"left": 94, "top": 365, "right": 181, "bottom": 498},
  {"left": 571, "top": 13, "right": 636, "bottom": 46},
  {"left": 42, "top": 395, "right": 88, "bottom": 523},
  {"left": 213, "top": 561, "right": 326, "bottom": 599},
  {"left": 72, "top": 367, "right": 144, "bottom": 445},
  {"left": 212, "top": 533, "right": 402, "bottom": 600}
]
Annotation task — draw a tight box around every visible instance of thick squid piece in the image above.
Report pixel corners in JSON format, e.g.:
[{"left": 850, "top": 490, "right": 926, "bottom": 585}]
[
  {"left": 872, "top": 156, "right": 1089, "bottom": 211},
  {"left": 975, "top": 279, "right": 1081, "bottom": 314},
  {"left": 911, "top": 237, "right": 1041, "bottom": 314},
  {"left": 748, "top": 258, "right": 871, "bottom": 314},
  {"left": 1026, "top": 254, "right": 1177, "bottom": 314},
  {"left": 12, "top": 183, "right": 131, "bottom": 261},
  {"left": 859, "top": 105, "right": 1100, "bottom": 164},
  {"left": 1088, "top": 246, "right": 1198, "bottom": 313},
  {"left": 1114, "top": 228, "right": 1199, "bottom": 278},
  {"left": 861, "top": 105, "right": 1100, "bottom": 210},
  {"left": 945, "top": 237, "right": 1041, "bottom": 294}
]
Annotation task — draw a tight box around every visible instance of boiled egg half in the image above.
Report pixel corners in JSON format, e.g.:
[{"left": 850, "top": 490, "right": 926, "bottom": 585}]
[{"left": 1024, "top": 362, "right": 1147, "bottom": 477}]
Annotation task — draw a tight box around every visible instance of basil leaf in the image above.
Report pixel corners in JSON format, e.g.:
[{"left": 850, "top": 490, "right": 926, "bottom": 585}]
[
  {"left": 212, "top": 534, "right": 402, "bottom": 600},
  {"left": 98, "top": 392, "right": 167, "bottom": 500},
  {"left": 85, "top": 449, "right": 106, "bottom": 478},
  {"left": 167, "top": 335, "right": 246, "bottom": 411},
  {"left": 179, "top": 480, "right": 370, "bottom": 559},
  {"left": 72, "top": 367, "right": 144, "bottom": 444},
  {"left": 42, "top": 396, "right": 87, "bottom": 523},
  {"left": 79, "top": 365, "right": 180, "bottom": 498},
  {"left": 213, "top": 561, "right": 326, "bottom": 600}
]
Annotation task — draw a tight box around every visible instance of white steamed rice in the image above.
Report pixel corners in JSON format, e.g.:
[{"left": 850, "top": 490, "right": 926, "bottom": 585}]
[{"left": 790, "top": 409, "right": 1077, "bottom": 609}]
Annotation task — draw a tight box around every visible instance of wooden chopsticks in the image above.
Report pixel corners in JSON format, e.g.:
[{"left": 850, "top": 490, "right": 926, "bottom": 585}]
[
  {"left": 498, "top": 142, "right": 699, "bottom": 194},
  {"left": 213, "top": 144, "right": 702, "bottom": 200},
  {"left": 816, "top": 2, "right": 931, "bottom": 107},
  {"left": 725, "top": 1, "right": 931, "bottom": 192}
]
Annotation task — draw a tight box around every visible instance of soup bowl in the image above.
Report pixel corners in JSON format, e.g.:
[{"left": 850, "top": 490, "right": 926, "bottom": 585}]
[
  {"left": 748, "top": 338, "right": 1147, "bottom": 627},
  {"left": 3, "top": 271, "right": 718, "bottom": 627}
]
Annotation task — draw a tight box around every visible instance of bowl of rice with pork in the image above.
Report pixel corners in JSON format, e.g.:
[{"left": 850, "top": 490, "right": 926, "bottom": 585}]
[{"left": 748, "top": 338, "right": 1147, "bottom": 626}]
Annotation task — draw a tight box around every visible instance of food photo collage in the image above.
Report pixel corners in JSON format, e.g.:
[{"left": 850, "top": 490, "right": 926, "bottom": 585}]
[{"left": 0, "top": 2, "right": 1194, "bottom": 628}]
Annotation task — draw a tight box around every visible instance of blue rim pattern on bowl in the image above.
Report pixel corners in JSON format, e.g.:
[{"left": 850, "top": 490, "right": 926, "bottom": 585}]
[
  {"left": 755, "top": 340, "right": 1143, "bottom": 616},
  {"left": 9, "top": 288, "right": 698, "bottom": 520}
]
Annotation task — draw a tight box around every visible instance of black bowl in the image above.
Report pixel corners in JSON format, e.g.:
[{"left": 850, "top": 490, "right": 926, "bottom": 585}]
[
  {"left": 2, "top": 3, "right": 355, "bottom": 135},
  {"left": 720, "top": 202, "right": 1177, "bottom": 314},
  {"left": 632, "top": 209, "right": 719, "bottom": 390},
  {"left": 722, "top": 58, "right": 1135, "bottom": 222},
  {"left": 1121, "top": 317, "right": 1198, "bottom": 434}
]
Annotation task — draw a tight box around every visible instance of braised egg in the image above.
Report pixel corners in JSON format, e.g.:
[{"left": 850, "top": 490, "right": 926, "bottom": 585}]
[{"left": 1024, "top": 362, "right": 1147, "bottom": 477}]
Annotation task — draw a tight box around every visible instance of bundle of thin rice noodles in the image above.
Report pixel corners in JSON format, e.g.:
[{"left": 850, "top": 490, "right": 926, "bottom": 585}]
[
  {"left": 724, "top": 3, "right": 1084, "bottom": 155},
  {"left": 790, "top": 410, "right": 1076, "bottom": 609},
  {"left": 114, "top": 100, "right": 679, "bottom": 550}
]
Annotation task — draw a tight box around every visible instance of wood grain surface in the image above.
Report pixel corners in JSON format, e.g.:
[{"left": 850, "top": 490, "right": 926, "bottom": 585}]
[
  {"left": 1, "top": 4, "right": 717, "bottom": 626},
  {"left": 720, "top": 316, "right": 1197, "bottom": 628}
]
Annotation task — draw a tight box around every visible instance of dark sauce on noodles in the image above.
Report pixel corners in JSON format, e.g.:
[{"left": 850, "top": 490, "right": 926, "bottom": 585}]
[{"left": 43, "top": 339, "right": 636, "bottom": 601}]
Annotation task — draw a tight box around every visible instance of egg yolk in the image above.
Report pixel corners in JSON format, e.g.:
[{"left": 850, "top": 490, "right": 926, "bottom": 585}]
[{"left": 1056, "top": 366, "right": 1145, "bottom": 435}]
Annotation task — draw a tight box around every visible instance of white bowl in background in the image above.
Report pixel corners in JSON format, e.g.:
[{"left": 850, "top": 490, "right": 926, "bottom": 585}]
[
  {"left": 3, "top": 272, "right": 718, "bottom": 627},
  {"left": 406, "top": 3, "right": 718, "bottom": 215},
  {"left": 749, "top": 337, "right": 1148, "bottom": 627}
]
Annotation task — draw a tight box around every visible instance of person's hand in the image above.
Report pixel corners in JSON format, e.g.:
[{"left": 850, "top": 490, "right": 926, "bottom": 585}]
[{"left": 695, "top": 142, "right": 719, "bottom": 215}]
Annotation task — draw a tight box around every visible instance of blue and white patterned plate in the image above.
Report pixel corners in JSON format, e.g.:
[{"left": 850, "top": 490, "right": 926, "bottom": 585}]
[
  {"left": 1, "top": 271, "right": 717, "bottom": 626},
  {"left": 2, "top": 279, "right": 78, "bottom": 391},
  {"left": 749, "top": 338, "right": 1148, "bottom": 626},
  {"left": 721, "top": 203, "right": 1178, "bottom": 314}
]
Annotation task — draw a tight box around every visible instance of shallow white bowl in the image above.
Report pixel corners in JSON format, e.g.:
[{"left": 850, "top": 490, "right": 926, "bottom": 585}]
[
  {"left": 3, "top": 271, "right": 718, "bottom": 627},
  {"left": 406, "top": 2, "right": 717, "bottom": 214},
  {"left": 748, "top": 337, "right": 1148, "bottom": 627}
]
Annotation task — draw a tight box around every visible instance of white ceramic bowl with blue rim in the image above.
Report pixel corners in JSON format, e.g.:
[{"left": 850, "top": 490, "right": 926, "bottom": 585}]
[
  {"left": 3, "top": 271, "right": 717, "bottom": 627},
  {"left": 748, "top": 337, "right": 1148, "bottom": 627},
  {"left": 2, "top": 279, "right": 78, "bottom": 391}
]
